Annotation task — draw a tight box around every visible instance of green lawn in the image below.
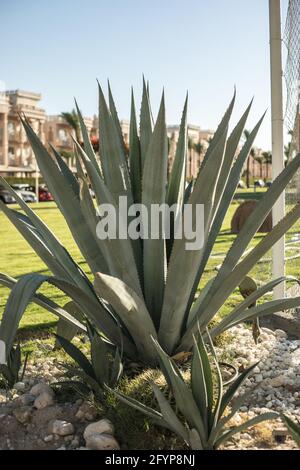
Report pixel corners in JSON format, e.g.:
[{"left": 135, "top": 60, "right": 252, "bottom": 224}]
[{"left": 0, "top": 199, "right": 299, "bottom": 335}]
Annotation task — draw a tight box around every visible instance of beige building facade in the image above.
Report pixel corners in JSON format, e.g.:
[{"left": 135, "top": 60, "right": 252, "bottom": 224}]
[{"left": 0, "top": 88, "right": 270, "bottom": 183}]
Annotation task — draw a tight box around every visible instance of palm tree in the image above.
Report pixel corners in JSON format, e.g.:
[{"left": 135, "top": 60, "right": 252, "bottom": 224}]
[
  {"left": 254, "top": 153, "right": 264, "bottom": 179},
  {"left": 61, "top": 109, "right": 81, "bottom": 142},
  {"left": 262, "top": 151, "right": 272, "bottom": 180},
  {"left": 243, "top": 129, "right": 257, "bottom": 187}
]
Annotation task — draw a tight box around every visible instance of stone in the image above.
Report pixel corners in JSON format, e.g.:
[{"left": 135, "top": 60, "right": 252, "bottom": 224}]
[
  {"left": 13, "top": 382, "right": 26, "bottom": 392},
  {"left": 44, "top": 434, "right": 53, "bottom": 443},
  {"left": 34, "top": 391, "right": 55, "bottom": 409},
  {"left": 51, "top": 419, "right": 74, "bottom": 436},
  {"left": 75, "top": 402, "right": 98, "bottom": 421},
  {"left": 85, "top": 433, "right": 120, "bottom": 450},
  {"left": 83, "top": 419, "right": 114, "bottom": 440},
  {"left": 231, "top": 200, "right": 272, "bottom": 234},
  {"left": 30, "top": 383, "right": 54, "bottom": 398},
  {"left": 13, "top": 406, "right": 32, "bottom": 424},
  {"left": 268, "top": 376, "right": 287, "bottom": 388},
  {"left": 14, "top": 393, "right": 35, "bottom": 407},
  {"left": 254, "top": 374, "right": 263, "bottom": 383}
]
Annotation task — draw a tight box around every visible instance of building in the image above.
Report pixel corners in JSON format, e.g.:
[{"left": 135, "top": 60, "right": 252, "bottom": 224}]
[
  {"left": 0, "top": 90, "right": 45, "bottom": 176},
  {"left": 0, "top": 88, "right": 272, "bottom": 183}
]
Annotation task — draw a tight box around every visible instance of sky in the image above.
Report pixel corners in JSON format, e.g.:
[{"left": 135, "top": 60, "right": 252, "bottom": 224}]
[{"left": 0, "top": 0, "right": 290, "bottom": 149}]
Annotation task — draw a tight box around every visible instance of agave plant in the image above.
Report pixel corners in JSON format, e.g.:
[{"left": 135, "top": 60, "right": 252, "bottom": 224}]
[
  {"left": 1, "top": 80, "right": 300, "bottom": 367},
  {"left": 281, "top": 415, "right": 300, "bottom": 448},
  {"left": 0, "top": 343, "right": 28, "bottom": 389},
  {"left": 55, "top": 321, "right": 123, "bottom": 397},
  {"left": 112, "top": 329, "right": 278, "bottom": 450}
]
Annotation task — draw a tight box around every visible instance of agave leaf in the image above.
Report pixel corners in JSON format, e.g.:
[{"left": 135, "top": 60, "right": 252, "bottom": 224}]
[
  {"left": 210, "top": 276, "right": 299, "bottom": 338},
  {"left": 190, "top": 154, "right": 300, "bottom": 331},
  {"left": 0, "top": 273, "right": 132, "bottom": 359},
  {"left": 214, "top": 412, "right": 278, "bottom": 448},
  {"left": 184, "top": 180, "right": 193, "bottom": 204},
  {"left": 129, "top": 89, "right": 142, "bottom": 204},
  {"left": 205, "top": 331, "right": 223, "bottom": 430},
  {"left": 181, "top": 201, "right": 300, "bottom": 349},
  {"left": 140, "top": 77, "right": 153, "bottom": 166},
  {"left": 0, "top": 272, "right": 86, "bottom": 334},
  {"left": 97, "top": 81, "right": 132, "bottom": 202},
  {"left": 56, "top": 334, "right": 96, "bottom": 380},
  {"left": 50, "top": 145, "right": 80, "bottom": 197},
  {"left": 159, "top": 125, "right": 228, "bottom": 354},
  {"left": 0, "top": 202, "right": 68, "bottom": 279},
  {"left": 74, "top": 140, "right": 142, "bottom": 297},
  {"left": 151, "top": 382, "right": 190, "bottom": 442},
  {"left": 0, "top": 273, "right": 83, "bottom": 356},
  {"left": 20, "top": 117, "right": 107, "bottom": 274},
  {"left": 152, "top": 337, "right": 207, "bottom": 442},
  {"left": 281, "top": 414, "right": 300, "bottom": 448},
  {"left": 74, "top": 99, "right": 101, "bottom": 174},
  {"left": 187, "top": 428, "right": 203, "bottom": 450},
  {"left": 210, "top": 388, "right": 255, "bottom": 444},
  {"left": 142, "top": 92, "right": 168, "bottom": 326},
  {"left": 185, "top": 113, "right": 265, "bottom": 322},
  {"left": 107, "top": 81, "right": 128, "bottom": 158},
  {"left": 90, "top": 332, "right": 109, "bottom": 385},
  {"left": 223, "top": 296, "right": 300, "bottom": 330},
  {"left": 55, "top": 301, "right": 84, "bottom": 349},
  {"left": 213, "top": 99, "right": 253, "bottom": 212},
  {"left": 0, "top": 176, "right": 96, "bottom": 294},
  {"left": 166, "top": 94, "right": 188, "bottom": 257},
  {"left": 94, "top": 273, "right": 157, "bottom": 364},
  {"left": 112, "top": 386, "right": 167, "bottom": 426},
  {"left": 218, "top": 362, "right": 259, "bottom": 419},
  {"left": 200, "top": 90, "right": 235, "bottom": 170},
  {"left": 191, "top": 331, "right": 213, "bottom": 428},
  {"left": 110, "top": 347, "right": 123, "bottom": 387}
]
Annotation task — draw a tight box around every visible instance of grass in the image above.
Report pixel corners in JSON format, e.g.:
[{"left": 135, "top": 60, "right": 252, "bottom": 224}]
[{"left": 0, "top": 196, "right": 300, "bottom": 337}]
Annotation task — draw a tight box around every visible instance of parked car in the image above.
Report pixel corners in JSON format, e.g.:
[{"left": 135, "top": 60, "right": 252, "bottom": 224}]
[
  {"left": 0, "top": 186, "right": 16, "bottom": 204},
  {"left": 38, "top": 185, "right": 54, "bottom": 202},
  {"left": 11, "top": 184, "right": 37, "bottom": 203},
  {"left": 254, "top": 179, "right": 265, "bottom": 188}
]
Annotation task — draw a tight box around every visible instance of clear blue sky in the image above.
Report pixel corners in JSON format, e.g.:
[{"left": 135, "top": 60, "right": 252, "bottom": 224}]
[{"left": 1, "top": 0, "right": 290, "bottom": 149}]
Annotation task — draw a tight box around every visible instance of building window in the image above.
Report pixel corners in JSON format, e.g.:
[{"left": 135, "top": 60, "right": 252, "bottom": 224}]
[{"left": 58, "top": 128, "right": 68, "bottom": 144}]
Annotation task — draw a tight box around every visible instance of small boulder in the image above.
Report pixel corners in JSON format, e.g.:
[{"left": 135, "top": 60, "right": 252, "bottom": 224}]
[
  {"left": 13, "top": 406, "right": 33, "bottom": 424},
  {"left": 34, "top": 391, "right": 55, "bottom": 409},
  {"left": 85, "top": 433, "right": 120, "bottom": 450},
  {"left": 75, "top": 402, "right": 98, "bottom": 421},
  {"left": 83, "top": 419, "right": 114, "bottom": 440},
  {"left": 13, "top": 382, "right": 26, "bottom": 392},
  {"left": 30, "top": 383, "right": 54, "bottom": 398}
]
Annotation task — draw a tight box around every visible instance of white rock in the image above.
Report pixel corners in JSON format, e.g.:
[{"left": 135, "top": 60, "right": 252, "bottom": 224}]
[
  {"left": 34, "top": 391, "right": 55, "bottom": 409},
  {"left": 30, "top": 382, "right": 54, "bottom": 398},
  {"left": 51, "top": 420, "right": 74, "bottom": 436},
  {"left": 85, "top": 433, "right": 120, "bottom": 450},
  {"left": 84, "top": 419, "right": 114, "bottom": 440},
  {"left": 255, "top": 374, "right": 263, "bottom": 383},
  {"left": 44, "top": 434, "right": 53, "bottom": 443}
]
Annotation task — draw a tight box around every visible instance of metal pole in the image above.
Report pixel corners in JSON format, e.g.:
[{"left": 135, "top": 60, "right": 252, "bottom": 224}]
[{"left": 269, "top": 0, "right": 285, "bottom": 299}]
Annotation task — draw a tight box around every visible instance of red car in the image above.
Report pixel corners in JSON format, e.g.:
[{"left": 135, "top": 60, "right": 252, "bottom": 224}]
[{"left": 39, "top": 186, "right": 54, "bottom": 202}]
